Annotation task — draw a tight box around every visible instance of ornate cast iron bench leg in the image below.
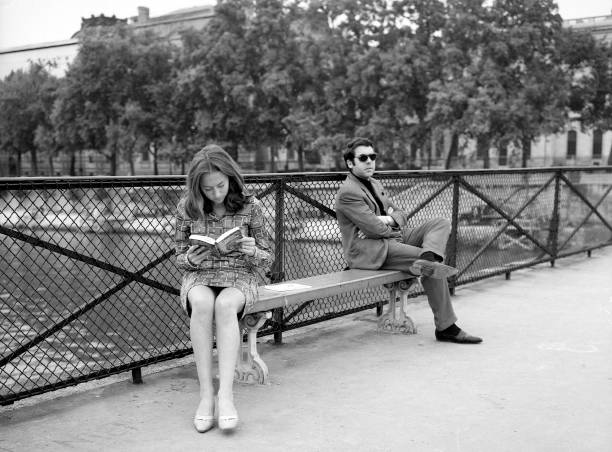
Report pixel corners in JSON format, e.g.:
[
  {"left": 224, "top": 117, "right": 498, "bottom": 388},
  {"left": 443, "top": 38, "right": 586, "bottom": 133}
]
[
  {"left": 377, "top": 279, "right": 417, "bottom": 334},
  {"left": 235, "top": 311, "right": 272, "bottom": 384}
]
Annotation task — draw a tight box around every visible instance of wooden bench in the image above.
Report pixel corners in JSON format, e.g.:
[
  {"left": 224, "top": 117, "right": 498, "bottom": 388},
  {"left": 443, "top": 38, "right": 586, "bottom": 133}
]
[{"left": 235, "top": 269, "right": 417, "bottom": 384}]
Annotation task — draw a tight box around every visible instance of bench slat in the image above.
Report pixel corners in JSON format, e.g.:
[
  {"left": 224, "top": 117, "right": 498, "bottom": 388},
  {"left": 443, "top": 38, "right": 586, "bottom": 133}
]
[{"left": 254, "top": 269, "right": 414, "bottom": 311}]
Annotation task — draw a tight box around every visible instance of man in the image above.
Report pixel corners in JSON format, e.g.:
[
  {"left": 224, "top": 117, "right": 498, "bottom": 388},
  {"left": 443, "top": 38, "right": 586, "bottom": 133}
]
[{"left": 334, "top": 137, "right": 482, "bottom": 344}]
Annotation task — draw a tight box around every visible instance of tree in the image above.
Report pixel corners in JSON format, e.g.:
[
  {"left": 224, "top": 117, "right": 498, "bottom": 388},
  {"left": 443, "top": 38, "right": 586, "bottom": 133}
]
[
  {"left": 0, "top": 63, "right": 58, "bottom": 176},
  {"left": 127, "top": 34, "right": 176, "bottom": 174},
  {"left": 290, "top": 0, "right": 446, "bottom": 167},
  {"left": 54, "top": 25, "right": 176, "bottom": 175},
  {"left": 55, "top": 25, "right": 134, "bottom": 174},
  {"left": 51, "top": 77, "right": 88, "bottom": 176},
  {"left": 560, "top": 28, "right": 612, "bottom": 132},
  {"left": 428, "top": 0, "right": 569, "bottom": 168},
  {"left": 178, "top": 0, "right": 301, "bottom": 170}
]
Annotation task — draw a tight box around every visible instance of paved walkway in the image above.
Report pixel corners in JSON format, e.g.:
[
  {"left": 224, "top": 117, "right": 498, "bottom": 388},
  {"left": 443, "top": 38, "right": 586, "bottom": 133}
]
[{"left": 1, "top": 248, "right": 611, "bottom": 452}]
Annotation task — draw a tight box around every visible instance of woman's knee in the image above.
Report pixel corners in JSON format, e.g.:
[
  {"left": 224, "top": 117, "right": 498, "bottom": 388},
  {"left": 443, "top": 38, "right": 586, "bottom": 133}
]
[
  {"left": 214, "top": 289, "right": 245, "bottom": 319},
  {"left": 188, "top": 286, "right": 215, "bottom": 317}
]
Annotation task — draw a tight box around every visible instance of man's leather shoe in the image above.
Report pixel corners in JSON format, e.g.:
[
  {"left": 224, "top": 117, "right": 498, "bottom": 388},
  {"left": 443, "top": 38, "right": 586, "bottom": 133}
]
[
  {"left": 409, "top": 259, "right": 458, "bottom": 279},
  {"left": 435, "top": 329, "right": 482, "bottom": 344}
]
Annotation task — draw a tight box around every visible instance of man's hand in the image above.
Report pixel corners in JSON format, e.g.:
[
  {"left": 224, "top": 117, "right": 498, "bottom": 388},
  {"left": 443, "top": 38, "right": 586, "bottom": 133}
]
[{"left": 378, "top": 215, "right": 396, "bottom": 226}]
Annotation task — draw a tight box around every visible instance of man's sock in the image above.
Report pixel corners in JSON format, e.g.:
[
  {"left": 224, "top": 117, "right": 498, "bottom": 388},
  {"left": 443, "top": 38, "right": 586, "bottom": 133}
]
[
  {"left": 439, "top": 323, "right": 461, "bottom": 336},
  {"left": 420, "top": 251, "right": 443, "bottom": 262}
]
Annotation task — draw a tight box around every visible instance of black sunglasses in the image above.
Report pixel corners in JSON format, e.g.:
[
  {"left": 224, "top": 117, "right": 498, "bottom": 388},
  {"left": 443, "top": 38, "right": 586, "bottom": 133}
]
[{"left": 356, "top": 153, "right": 377, "bottom": 162}]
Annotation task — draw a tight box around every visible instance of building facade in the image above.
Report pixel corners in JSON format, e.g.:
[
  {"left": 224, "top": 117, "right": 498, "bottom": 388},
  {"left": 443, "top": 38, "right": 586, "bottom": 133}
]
[{"left": 564, "top": 14, "right": 612, "bottom": 44}]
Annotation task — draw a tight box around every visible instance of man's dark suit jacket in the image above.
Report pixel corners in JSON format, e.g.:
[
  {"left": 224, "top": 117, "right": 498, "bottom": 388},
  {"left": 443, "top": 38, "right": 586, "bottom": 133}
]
[{"left": 334, "top": 172, "right": 408, "bottom": 269}]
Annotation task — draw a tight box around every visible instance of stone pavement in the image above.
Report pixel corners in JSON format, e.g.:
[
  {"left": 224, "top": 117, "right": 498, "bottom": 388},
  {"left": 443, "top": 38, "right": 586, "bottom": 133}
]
[{"left": 1, "top": 248, "right": 611, "bottom": 452}]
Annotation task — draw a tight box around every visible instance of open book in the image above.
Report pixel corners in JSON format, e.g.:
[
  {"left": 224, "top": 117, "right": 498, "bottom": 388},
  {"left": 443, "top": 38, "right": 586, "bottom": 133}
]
[{"left": 190, "top": 226, "right": 244, "bottom": 255}]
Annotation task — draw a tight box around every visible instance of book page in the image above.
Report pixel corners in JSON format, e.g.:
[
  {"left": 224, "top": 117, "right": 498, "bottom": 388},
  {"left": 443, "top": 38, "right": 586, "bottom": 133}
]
[
  {"left": 189, "top": 234, "right": 216, "bottom": 245},
  {"left": 215, "top": 227, "right": 244, "bottom": 254},
  {"left": 216, "top": 226, "right": 242, "bottom": 242},
  {"left": 263, "top": 283, "right": 312, "bottom": 292}
]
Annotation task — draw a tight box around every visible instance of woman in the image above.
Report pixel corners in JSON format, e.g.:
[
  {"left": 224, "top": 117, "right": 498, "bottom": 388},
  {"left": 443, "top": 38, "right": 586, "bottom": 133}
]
[{"left": 174, "top": 144, "right": 272, "bottom": 432}]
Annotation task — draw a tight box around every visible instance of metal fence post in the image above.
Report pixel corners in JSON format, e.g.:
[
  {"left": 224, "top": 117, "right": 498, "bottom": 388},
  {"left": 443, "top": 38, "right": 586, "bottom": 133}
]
[
  {"left": 447, "top": 176, "right": 460, "bottom": 295},
  {"left": 131, "top": 367, "right": 143, "bottom": 384},
  {"left": 272, "top": 179, "right": 285, "bottom": 344},
  {"left": 549, "top": 170, "right": 561, "bottom": 267}
]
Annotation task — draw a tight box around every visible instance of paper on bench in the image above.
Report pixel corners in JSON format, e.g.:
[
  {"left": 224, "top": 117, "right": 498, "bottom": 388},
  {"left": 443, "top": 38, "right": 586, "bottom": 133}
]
[{"left": 263, "top": 283, "right": 311, "bottom": 292}]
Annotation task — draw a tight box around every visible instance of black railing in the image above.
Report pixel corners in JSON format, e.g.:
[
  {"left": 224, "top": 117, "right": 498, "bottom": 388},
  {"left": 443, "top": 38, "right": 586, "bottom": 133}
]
[{"left": 1, "top": 168, "right": 611, "bottom": 404}]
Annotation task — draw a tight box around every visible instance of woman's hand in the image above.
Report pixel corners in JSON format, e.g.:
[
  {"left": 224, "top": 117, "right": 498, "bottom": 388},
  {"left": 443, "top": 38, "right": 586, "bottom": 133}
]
[
  {"left": 236, "top": 237, "right": 257, "bottom": 256},
  {"left": 186, "top": 245, "right": 209, "bottom": 266}
]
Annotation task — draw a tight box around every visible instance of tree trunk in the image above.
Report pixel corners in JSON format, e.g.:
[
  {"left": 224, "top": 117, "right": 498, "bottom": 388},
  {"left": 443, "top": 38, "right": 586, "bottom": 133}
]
[
  {"left": 78, "top": 149, "right": 84, "bottom": 175},
  {"left": 16, "top": 148, "right": 22, "bottom": 176},
  {"left": 128, "top": 147, "right": 135, "bottom": 176},
  {"left": 477, "top": 136, "right": 490, "bottom": 169},
  {"left": 69, "top": 151, "right": 76, "bottom": 176},
  {"left": 30, "top": 148, "right": 38, "bottom": 176},
  {"left": 428, "top": 132, "right": 433, "bottom": 170},
  {"left": 168, "top": 147, "right": 174, "bottom": 175},
  {"left": 269, "top": 145, "right": 276, "bottom": 173},
  {"left": 153, "top": 143, "right": 159, "bottom": 175},
  {"left": 48, "top": 152, "right": 55, "bottom": 176},
  {"left": 298, "top": 144, "right": 304, "bottom": 172},
  {"left": 521, "top": 136, "right": 531, "bottom": 168},
  {"left": 110, "top": 148, "right": 117, "bottom": 176},
  {"left": 445, "top": 133, "right": 458, "bottom": 169}
]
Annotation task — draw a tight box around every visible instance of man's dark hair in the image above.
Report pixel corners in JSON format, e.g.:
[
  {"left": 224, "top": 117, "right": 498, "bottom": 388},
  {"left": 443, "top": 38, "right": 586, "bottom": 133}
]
[{"left": 343, "top": 137, "right": 375, "bottom": 167}]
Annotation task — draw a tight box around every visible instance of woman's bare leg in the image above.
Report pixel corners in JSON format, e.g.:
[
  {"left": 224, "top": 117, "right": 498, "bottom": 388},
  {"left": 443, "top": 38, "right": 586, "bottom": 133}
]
[
  {"left": 214, "top": 287, "right": 245, "bottom": 426},
  {"left": 188, "top": 285, "right": 216, "bottom": 418}
]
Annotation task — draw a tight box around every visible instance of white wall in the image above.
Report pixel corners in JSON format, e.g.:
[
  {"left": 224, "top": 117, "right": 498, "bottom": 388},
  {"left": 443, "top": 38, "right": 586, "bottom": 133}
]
[{"left": 0, "top": 41, "right": 78, "bottom": 78}]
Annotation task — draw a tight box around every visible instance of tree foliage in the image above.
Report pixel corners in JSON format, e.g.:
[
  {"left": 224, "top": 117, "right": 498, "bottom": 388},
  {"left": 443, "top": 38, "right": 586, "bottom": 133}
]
[
  {"left": 52, "top": 25, "right": 175, "bottom": 175},
  {"left": 0, "top": 63, "right": 58, "bottom": 175},
  {"left": 1, "top": 0, "right": 611, "bottom": 175},
  {"left": 428, "top": 0, "right": 570, "bottom": 167}
]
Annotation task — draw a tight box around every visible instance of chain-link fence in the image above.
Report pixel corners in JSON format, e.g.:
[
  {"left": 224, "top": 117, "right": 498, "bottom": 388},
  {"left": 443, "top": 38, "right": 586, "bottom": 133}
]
[{"left": 1, "top": 168, "right": 611, "bottom": 404}]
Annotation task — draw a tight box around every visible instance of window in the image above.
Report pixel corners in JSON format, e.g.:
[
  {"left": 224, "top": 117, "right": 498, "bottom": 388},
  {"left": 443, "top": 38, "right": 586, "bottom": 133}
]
[
  {"left": 593, "top": 129, "right": 603, "bottom": 159},
  {"left": 141, "top": 148, "right": 150, "bottom": 161},
  {"left": 567, "top": 130, "right": 577, "bottom": 159}
]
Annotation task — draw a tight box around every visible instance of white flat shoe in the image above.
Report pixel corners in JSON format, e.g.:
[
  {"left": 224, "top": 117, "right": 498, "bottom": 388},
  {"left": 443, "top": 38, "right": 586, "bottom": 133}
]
[
  {"left": 194, "top": 414, "right": 215, "bottom": 433},
  {"left": 216, "top": 397, "right": 239, "bottom": 431},
  {"left": 218, "top": 413, "right": 239, "bottom": 431}
]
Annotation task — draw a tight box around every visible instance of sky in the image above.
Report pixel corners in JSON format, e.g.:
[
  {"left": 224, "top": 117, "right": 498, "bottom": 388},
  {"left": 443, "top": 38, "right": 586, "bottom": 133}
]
[{"left": 0, "top": 0, "right": 611, "bottom": 49}]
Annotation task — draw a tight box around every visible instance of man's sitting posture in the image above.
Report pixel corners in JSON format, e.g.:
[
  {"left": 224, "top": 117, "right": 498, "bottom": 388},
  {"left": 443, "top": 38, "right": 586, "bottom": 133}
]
[{"left": 334, "top": 137, "right": 482, "bottom": 344}]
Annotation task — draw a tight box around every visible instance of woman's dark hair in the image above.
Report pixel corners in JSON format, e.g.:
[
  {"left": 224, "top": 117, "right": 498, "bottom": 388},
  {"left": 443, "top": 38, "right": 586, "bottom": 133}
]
[
  {"left": 184, "top": 144, "right": 248, "bottom": 219},
  {"left": 343, "top": 137, "right": 375, "bottom": 168}
]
